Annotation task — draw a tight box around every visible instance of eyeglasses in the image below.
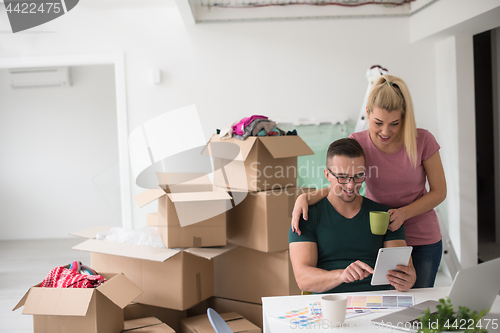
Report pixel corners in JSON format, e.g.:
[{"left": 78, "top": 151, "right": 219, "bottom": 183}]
[{"left": 327, "top": 168, "right": 366, "bottom": 184}]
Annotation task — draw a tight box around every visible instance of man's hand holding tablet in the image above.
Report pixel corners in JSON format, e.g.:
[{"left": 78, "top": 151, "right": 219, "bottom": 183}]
[{"left": 371, "top": 246, "right": 416, "bottom": 291}]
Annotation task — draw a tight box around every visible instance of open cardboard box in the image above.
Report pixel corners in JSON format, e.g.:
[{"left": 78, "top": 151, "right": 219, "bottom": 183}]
[
  {"left": 13, "top": 272, "right": 143, "bottom": 333},
  {"left": 227, "top": 186, "right": 314, "bottom": 252},
  {"left": 71, "top": 227, "right": 235, "bottom": 311},
  {"left": 214, "top": 246, "right": 300, "bottom": 304},
  {"left": 123, "top": 317, "right": 175, "bottom": 333},
  {"left": 181, "top": 312, "right": 261, "bottom": 333},
  {"left": 135, "top": 173, "right": 231, "bottom": 248},
  {"left": 124, "top": 303, "right": 187, "bottom": 333},
  {"left": 186, "top": 297, "right": 263, "bottom": 329},
  {"left": 210, "top": 298, "right": 263, "bottom": 329},
  {"left": 202, "top": 135, "right": 313, "bottom": 192}
]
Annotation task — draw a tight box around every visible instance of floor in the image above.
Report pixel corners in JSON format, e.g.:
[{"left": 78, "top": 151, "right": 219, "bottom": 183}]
[{"left": 1, "top": 238, "right": 455, "bottom": 333}]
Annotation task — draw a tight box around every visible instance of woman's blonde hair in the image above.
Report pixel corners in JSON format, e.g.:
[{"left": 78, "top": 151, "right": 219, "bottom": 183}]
[{"left": 367, "top": 74, "right": 418, "bottom": 168}]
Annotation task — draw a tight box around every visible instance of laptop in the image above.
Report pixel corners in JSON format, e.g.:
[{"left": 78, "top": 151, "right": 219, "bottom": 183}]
[{"left": 371, "top": 257, "right": 500, "bottom": 332}]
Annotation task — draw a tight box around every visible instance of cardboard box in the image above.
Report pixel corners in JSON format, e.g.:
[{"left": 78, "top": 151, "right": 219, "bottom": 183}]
[
  {"left": 13, "top": 273, "right": 143, "bottom": 333},
  {"left": 135, "top": 173, "right": 231, "bottom": 248},
  {"left": 202, "top": 135, "right": 313, "bottom": 192},
  {"left": 147, "top": 212, "right": 226, "bottom": 249},
  {"left": 123, "top": 317, "right": 175, "bottom": 333},
  {"left": 227, "top": 186, "right": 313, "bottom": 252},
  {"left": 124, "top": 303, "right": 187, "bottom": 333},
  {"left": 185, "top": 298, "right": 211, "bottom": 317},
  {"left": 181, "top": 312, "right": 261, "bottom": 333},
  {"left": 72, "top": 227, "right": 235, "bottom": 311},
  {"left": 210, "top": 298, "right": 263, "bottom": 329},
  {"left": 125, "top": 297, "right": 263, "bottom": 330},
  {"left": 214, "top": 246, "right": 300, "bottom": 304}
]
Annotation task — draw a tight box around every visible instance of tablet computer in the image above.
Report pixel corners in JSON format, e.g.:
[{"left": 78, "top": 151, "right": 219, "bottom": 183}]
[{"left": 371, "top": 246, "right": 413, "bottom": 286}]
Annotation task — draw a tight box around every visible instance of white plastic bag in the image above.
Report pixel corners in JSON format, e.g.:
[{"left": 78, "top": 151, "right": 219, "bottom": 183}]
[{"left": 96, "top": 226, "right": 166, "bottom": 248}]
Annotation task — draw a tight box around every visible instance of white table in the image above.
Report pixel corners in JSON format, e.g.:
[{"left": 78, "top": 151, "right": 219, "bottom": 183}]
[{"left": 262, "top": 287, "right": 500, "bottom": 332}]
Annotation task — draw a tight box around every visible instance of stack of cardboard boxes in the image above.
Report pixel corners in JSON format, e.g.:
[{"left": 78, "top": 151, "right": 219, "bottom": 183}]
[
  {"left": 203, "top": 134, "right": 314, "bottom": 309},
  {"left": 69, "top": 172, "right": 235, "bottom": 332},
  {"left": 14, "top": 134, "right": 314, "bottom": 333}
]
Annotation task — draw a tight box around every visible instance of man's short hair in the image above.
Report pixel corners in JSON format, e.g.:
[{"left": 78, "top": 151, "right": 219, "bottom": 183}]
[{"left": 326, "top": 138, "right": 365, "bottom": 165}]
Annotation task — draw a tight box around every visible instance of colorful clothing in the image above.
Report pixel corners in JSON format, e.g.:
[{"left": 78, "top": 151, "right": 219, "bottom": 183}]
[
  {"left": 252, "top": 120, "right": 276, "bottom": 136},
  {"left": 234, "top": 118, "right": 266, "bottom": 140},
  {"left": 350, "top": 129, "right": 441, "bottom": 246},
  {"left": 232, "top": 115, "right": 268, "bottom": 136},
  {"left": 41, "top": 262, "right": 106, "bottom": 288},
  {"left": 257, "top": 125, "right": 280, "bottom": 137}
]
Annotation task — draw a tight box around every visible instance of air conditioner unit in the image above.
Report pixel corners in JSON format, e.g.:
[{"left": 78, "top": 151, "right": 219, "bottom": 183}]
[{"left": 9, "top": 67, "right": 72, "bottom": 88}]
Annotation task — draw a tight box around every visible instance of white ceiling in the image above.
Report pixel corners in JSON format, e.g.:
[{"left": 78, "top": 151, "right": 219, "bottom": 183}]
[
  {"left": 176, "top": 0, "right": 438, "bottom": 23},
  {"left": 0, "top": 0, "right": 438, "bottom": 23}
]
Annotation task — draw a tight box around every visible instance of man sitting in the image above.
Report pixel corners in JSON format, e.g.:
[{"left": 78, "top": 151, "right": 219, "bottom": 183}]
[{"left": 289, "top": 138, "right": 416, "bottom": 293}]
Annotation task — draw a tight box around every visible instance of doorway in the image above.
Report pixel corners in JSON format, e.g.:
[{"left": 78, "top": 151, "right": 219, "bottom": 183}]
[
  {"left": 474, "top": 29, "right": 500, "bottom": 262},
  {"left": 0, "top": 53, "right": 132, "bottom": 239}
]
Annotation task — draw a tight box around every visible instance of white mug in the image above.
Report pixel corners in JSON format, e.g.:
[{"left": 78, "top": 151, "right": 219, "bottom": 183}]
[{"left": 321, "top": 295, "right": 347, "bottom": 327}]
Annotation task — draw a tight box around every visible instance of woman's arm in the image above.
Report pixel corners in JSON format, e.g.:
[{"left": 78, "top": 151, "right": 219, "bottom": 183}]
[
  {"left": 291, "top": 187, "right": 329, "bottom": 235},
  {"left": 388, "top": 151, "right": 447, "bottom": 231}
]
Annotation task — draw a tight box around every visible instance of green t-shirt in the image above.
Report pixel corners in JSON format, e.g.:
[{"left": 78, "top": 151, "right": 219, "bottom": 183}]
[{"left": 288, "top": 197, "right": 406, "bottom": 294}]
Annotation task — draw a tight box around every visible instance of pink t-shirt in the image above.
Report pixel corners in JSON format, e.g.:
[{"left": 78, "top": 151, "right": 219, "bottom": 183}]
[{"left": 349, "top": 129, "right": 442, "bottom": 246}]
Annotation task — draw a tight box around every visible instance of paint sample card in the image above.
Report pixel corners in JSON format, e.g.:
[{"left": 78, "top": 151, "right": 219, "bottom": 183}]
[
  {"left": 273, "top": 303, "right": 371, "bottom": 328},
  {"left": 347, "top": 295, "right": 414, "bottom": 309},
  {"left": 271, "top": 295, "right": 414, "bottom": 327}
]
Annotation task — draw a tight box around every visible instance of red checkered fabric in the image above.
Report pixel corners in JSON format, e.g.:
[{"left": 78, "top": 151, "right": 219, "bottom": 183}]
[{"left": 40, "top": 266, "right": 106, "bottom": 289}]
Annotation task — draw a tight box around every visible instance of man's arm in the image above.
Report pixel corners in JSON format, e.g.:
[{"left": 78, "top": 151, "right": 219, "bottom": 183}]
[
  {"left": 289, "top": 242, "right": 373, "bottom": 293},
  {"left": 383, "top": 240, "right": 416, "bottom": 291}
]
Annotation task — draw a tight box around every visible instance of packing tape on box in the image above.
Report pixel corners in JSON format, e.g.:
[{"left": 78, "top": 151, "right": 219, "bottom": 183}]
[
  {"left": 288, "top": 191, "right": 295, "bottom": 218},
  {"left": 193, "top": 236, "right": 202, "bottom": 248},
  {"left": 196, "top": 273, "right": 202, "bottom": 302}
]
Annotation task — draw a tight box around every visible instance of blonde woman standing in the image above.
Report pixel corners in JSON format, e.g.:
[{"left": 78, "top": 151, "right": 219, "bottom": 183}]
[{"left": 291, "top": 75, "right": 447, "bottom": 288}]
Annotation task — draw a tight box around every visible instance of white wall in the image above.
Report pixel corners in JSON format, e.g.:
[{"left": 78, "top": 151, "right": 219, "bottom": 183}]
[
  {"left": 0, "top": 0, "right": 438, "bottom": 236},
  {"left": 0, "top": 1, "right": 497, "bottom": 270},
  {"left": 435, "top": 35, "right": 477, "bottom": 269},
  {"left": 0, "top": 1, "right": 439, "bottom": 134},
  {"left": 410, "top": 0, "right": 500, "bottom": 42},
  {"left": 412, "top": 0, "right": 500, "bottom": 268},
  {"left": 0, "top": 0, "right": 439, "bottom": 233},
  {"left": 0, "top": 65, "right": 121, "bottom": 239},
  {"left": 435, "top": 36, "right": 460, "bottom": 253}
]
